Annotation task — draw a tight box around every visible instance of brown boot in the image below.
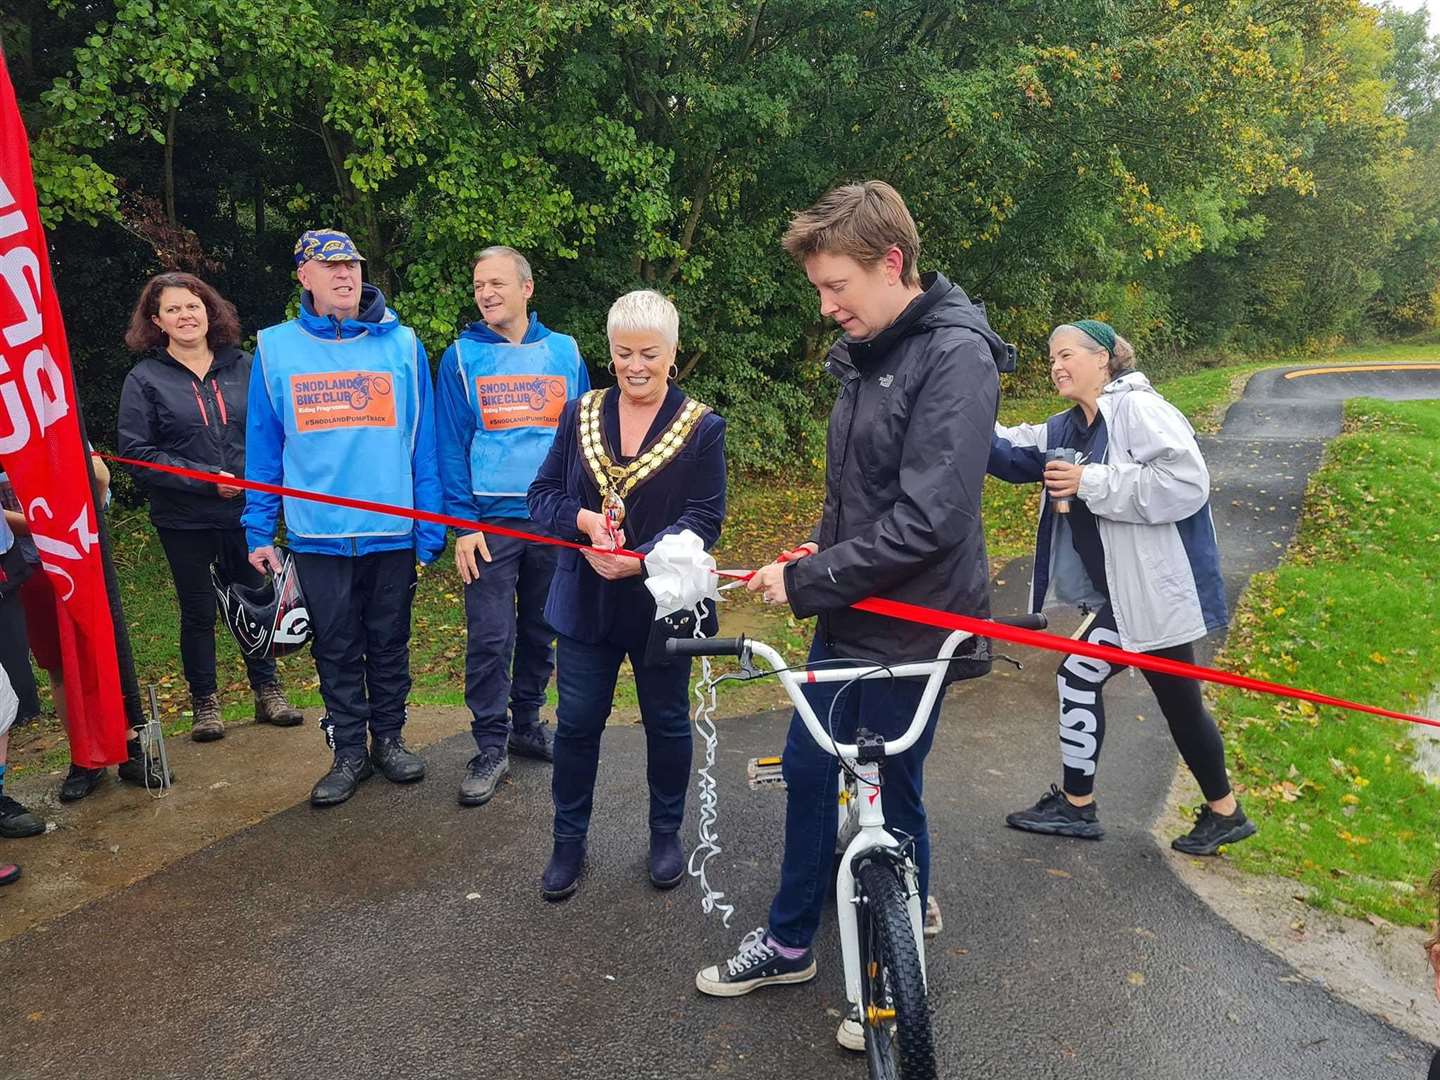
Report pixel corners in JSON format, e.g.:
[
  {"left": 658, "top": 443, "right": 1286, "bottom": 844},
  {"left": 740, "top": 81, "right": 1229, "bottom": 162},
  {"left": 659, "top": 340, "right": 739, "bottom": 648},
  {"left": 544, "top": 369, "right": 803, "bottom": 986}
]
[
  {"left": 254, "top": 682, "right": 303, "bottom": 727},
  {"left": 189, "top": 693, "right": 224, "bottom": 742}
]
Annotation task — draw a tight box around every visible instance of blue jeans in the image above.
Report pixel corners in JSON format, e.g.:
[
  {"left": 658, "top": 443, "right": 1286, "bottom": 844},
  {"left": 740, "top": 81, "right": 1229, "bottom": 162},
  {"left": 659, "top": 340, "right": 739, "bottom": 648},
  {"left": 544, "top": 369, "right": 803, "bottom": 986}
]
[
  {"left": 462, "top": 521, "right": 558, "bottom": 753},
  {"left": 551, "top": 634, "right": 693, "bottom": 841},
  {"left": 768, "top": 636, "right": 942, "bottom": 951}
]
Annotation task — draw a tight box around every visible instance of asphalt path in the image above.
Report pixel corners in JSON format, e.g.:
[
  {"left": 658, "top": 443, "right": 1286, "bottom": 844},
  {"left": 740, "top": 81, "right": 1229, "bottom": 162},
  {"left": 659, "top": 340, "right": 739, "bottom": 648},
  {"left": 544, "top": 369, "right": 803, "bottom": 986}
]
[{"left": 2, "top": 365, "right": 1438, "bottom": 1079}]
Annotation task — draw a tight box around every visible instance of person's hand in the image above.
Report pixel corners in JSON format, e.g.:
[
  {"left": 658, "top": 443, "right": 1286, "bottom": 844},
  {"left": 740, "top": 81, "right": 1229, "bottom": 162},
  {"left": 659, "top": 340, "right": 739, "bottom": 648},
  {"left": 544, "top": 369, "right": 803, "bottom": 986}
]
[
  {"left": 454, "top": 531, "right": 493, "bottom": 584},
  {"left": 746, "top": 561, "right": 789, "bottom": 605},
  {"left": 582, "top": 547, "right": 642, "bottom": 580},
  {"left": 777, "top": 542, "right": 818, "bottom": 563},
  {"left": 249, "top": 545, "right": 282, "bottom": 574},
  {"left": 1043, "top": 459, "right": 1084, "bottom": 500},
  {"left": 216, "top": 470, "right": 243, "bottom": 499},
  {"left": 577, "top": 508, "right": 619, "bottom": 550}
]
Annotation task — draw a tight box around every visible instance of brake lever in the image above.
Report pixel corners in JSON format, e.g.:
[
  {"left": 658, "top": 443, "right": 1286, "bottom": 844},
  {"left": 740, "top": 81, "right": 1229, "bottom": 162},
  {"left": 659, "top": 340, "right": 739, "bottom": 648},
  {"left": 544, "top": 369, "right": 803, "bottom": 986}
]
[{"left": 994, "top": 652, "right": 1024, "bottom": 671}]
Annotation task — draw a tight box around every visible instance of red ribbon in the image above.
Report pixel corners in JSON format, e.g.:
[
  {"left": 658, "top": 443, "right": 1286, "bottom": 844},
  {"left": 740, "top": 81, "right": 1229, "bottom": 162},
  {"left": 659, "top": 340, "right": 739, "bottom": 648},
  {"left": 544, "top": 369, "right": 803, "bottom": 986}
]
[{"left": 102, "top": 453, "right": 1440, "bottom": 731}]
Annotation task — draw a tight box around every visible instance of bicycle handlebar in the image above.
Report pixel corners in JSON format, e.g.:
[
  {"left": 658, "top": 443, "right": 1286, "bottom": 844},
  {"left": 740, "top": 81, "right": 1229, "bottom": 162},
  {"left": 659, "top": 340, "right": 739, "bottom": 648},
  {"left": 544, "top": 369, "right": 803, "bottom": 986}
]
[
  {"left": 665, "top": 636, "right": 748, "bottom": 657},
  {"left": 991, "top": 613, "right": 1047, "bottom": 631}
]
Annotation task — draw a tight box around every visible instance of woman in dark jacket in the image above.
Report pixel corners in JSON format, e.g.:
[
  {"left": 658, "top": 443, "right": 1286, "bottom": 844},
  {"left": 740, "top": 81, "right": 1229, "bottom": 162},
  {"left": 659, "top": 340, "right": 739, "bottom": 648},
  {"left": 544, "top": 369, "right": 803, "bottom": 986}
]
[
  {"left": 118, "top": 272, "right": 301, "bottom": 742},
  {"left": 528, "top": 290, "right": 726, "bottom": 902}
]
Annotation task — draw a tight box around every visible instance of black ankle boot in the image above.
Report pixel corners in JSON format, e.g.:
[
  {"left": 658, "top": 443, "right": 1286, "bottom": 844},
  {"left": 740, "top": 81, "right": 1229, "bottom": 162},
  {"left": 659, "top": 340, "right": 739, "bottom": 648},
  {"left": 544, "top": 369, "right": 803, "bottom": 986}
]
[
  {"left": 648, "top": 830, "right": 685, "bottom": 889},
  {"left": 541, "top": 840, "right": 586, "bottom": 902}
]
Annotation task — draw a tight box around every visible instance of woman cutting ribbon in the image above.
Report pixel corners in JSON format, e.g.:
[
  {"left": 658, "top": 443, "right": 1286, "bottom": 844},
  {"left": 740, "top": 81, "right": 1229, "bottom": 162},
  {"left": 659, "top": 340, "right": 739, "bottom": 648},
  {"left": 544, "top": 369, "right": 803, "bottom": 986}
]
[
  {"left": 527, "top": 290, "right": 727, "bottom": 901},
  {"left": 988, "top": 320, "right": 1255, "bottom": 856}
]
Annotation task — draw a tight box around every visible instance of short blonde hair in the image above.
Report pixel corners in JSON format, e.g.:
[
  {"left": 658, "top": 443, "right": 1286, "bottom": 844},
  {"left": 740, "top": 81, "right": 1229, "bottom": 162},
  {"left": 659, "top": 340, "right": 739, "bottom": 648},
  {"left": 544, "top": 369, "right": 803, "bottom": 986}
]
[
  {"left": 607, "top": 289, "right": 680, "bottom": 349},
  {"left": 782, "top": 181, "right": 921, "bottom": 287}
]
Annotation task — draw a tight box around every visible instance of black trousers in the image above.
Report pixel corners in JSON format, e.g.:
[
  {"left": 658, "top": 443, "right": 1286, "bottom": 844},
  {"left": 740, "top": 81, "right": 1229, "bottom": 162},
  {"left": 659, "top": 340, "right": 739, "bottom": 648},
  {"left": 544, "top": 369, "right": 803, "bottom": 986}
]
[
  {"left": 0, "top": 590, "right": 40, "bottom": 721},
  {"left": 292, "top": 548, "right": 416, "bottom": 754},
  {"left": 1058, "top": 603, "right": 1231, "bottom": 801},
  {"left": 157, "top": 527, "right": 276, "bottom": 698}
]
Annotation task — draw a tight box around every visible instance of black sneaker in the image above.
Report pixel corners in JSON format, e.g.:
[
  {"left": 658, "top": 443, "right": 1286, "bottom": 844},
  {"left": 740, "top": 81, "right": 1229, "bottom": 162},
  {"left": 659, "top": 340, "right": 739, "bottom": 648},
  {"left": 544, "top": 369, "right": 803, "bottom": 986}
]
[
  {"left": 1171, "top": 804, "right": 1257, "bottom": 856},
  {"left": 369, "top": 735, "right": 425, "bottom": 783},
  {"left": 0, "top": 862, "right": 18, "bottom": 887},
  {"left": 1005, "top": 784, "right": 1104, "bottom": 839},
  {"left": 458, "top": 749, "right": 509, "bottom": 807},
  {"left": 508, "top": 721, "right": 554, "bottom": 762},
  {"left": 0, "top": 795, "right": 44, "bottom": 838},
  {"left": 695, "top": 928, "right": 817, "bottom": 997},
  {"left": 310, "top": 752, "right": 374, "bottom": 807},
  {"left": 117, "top": 738, "right": 174, "bottom": 788},
  {"left": 58, "top": 765, "right": 106, "bottom": 803}
]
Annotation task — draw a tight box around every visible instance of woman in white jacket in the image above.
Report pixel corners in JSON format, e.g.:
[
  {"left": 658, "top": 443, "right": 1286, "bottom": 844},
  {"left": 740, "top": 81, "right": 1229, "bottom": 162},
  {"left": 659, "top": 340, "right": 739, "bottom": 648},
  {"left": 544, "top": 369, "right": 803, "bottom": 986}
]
[{"left": 989, "top": 320, "right": 1255, "bottom": 855}]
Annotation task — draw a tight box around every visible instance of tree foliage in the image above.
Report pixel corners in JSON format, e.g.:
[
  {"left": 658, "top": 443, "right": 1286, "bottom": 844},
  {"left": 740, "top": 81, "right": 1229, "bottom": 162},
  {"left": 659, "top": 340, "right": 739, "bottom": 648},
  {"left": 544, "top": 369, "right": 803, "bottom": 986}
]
[{"left": 6, "top": 0, "right": 1440, "bottom": 469}]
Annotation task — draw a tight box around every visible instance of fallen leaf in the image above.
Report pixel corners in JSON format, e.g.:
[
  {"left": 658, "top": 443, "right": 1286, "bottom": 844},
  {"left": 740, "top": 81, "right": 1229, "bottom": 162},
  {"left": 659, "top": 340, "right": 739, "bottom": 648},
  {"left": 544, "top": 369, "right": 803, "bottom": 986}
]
[
  {"left": 1126, "top": 971, "right": 1146, "bottom": 987},
  {"left": 1045, "top": 868, "right": 1072, "bottom": 879}
]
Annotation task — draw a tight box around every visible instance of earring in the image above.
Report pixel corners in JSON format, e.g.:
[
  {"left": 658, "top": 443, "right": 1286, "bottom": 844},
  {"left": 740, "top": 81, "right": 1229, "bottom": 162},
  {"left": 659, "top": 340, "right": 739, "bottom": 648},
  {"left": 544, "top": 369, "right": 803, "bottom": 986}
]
[
  {"left": 606, "top": 361, "right": 616, "bottom": 376},
  {"left": 668, "top": 363, "right": 679, "bottom": 380}
]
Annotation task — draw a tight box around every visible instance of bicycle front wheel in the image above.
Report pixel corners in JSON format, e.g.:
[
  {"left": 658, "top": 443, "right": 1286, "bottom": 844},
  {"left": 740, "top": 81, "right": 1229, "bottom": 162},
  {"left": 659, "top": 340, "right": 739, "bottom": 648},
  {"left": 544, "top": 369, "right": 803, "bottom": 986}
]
[{"left": 855, "top": 860, "right": 937, "bottom": 1080}]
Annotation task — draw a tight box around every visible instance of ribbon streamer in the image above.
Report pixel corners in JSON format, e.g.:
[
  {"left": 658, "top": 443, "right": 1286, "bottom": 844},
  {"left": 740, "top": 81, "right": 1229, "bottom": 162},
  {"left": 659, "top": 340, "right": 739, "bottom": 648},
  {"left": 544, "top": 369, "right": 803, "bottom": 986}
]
[{"left": 101, "top": 453, "right": 1440, "bottom": 731}]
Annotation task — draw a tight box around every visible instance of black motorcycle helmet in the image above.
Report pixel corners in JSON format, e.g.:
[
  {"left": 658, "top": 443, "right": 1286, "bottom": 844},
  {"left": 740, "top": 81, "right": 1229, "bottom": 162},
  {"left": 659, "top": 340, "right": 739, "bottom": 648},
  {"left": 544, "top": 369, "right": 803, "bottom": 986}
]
[{"left": 211, "top": 547, "right": 312, "bottom": 659}]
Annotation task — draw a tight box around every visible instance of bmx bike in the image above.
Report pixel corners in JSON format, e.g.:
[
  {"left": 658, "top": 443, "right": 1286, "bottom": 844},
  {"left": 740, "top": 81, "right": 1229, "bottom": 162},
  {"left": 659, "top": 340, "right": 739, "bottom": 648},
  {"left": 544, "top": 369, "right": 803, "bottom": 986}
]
[{"left": 668, "top": 611, "right": 1045, "bottom": 1079}]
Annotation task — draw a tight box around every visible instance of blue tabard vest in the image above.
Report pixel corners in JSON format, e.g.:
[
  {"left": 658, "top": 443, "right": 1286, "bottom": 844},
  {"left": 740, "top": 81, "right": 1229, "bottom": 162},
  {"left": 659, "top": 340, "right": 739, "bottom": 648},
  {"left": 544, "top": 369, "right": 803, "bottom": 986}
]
[
  {"left": 454, "top": 333, "right": 585, "bottom": 502},
  {"left": 254, "top": 320, "right": 422, "bottom": 541}
]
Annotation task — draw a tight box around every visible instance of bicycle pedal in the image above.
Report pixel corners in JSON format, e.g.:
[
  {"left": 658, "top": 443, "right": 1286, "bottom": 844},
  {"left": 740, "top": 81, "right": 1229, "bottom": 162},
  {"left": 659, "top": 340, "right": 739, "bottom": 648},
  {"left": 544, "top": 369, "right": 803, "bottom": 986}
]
[{"left": 746, "top": 755, "right": 786, "bottom": 790}]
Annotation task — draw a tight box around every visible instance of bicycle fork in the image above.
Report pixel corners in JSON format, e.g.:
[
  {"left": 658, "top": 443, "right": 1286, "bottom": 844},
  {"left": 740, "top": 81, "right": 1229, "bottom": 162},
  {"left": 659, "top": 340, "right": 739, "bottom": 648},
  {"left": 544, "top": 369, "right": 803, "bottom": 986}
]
[{"left": 836, "top": 758, "right": 927, "bottom": 1011}]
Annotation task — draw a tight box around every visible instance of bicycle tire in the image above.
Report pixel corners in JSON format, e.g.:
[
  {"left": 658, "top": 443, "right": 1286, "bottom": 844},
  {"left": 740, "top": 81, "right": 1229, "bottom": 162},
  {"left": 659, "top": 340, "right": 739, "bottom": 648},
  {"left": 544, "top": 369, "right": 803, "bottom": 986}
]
[{"left": 855, "top": 860, "right": 937, "bottom": 1080}]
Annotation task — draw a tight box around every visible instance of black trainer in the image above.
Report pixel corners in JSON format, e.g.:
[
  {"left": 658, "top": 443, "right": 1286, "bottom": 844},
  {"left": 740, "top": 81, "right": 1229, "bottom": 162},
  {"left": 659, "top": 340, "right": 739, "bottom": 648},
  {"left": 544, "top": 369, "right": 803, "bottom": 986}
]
[
  {"left": 117, "top": 738, "right": 174, "bottom": 788},
  {"left": 310, "top": 752, "right": 374, "bottom": 807},
  {"left": 1005, "top": 784, "right": 1104, "bottom": 839},
  {"left": 369, "top": 735, "right": 425, "bottom": 783},
  {"left": 0, "top": 795, "right": 44, "bottom": 838},
  {"left": 508, "top": 721, "right": 554, "bottom": 762},
  {"left": 58, "top": 765, "right": 106, "bottom": 803},
  {"left": 458, "top": 749, "right": 509, "bottom": 807},
  {"left": 1171, "top": 803, "right": 1257, "bottom": 856},
  {"left": 695, "top": 928, "right": 817, "bottom": 997}
]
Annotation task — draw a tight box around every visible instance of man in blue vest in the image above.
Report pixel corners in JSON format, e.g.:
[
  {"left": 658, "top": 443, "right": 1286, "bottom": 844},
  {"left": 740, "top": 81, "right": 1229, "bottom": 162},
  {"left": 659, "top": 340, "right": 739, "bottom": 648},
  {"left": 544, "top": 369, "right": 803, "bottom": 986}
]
[
  {"left": 436, "top": 246, "right": 589, "bottom": 807},
  {"left": 246, "top": 229, "right": 445, "bottom": 807}
]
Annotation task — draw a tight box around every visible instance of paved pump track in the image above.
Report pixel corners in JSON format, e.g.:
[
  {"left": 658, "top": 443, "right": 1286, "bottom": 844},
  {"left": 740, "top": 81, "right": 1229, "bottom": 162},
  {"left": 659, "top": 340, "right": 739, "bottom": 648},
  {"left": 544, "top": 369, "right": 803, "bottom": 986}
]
[{"left": 1, "top": 364, "right": 1438, "bottom": 1079}]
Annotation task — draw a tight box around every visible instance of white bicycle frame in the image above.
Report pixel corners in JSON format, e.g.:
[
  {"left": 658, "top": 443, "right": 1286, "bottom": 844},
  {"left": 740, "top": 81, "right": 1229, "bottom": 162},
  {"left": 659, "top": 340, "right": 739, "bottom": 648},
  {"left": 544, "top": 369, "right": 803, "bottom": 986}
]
[{"left": 743, "top": 627, "right": 975, "bottom": 1012}]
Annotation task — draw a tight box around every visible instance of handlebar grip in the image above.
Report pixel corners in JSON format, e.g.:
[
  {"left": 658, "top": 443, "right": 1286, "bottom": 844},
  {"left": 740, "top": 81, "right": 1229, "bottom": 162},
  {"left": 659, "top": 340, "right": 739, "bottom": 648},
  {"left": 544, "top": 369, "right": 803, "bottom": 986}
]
[
  {"left": 664, "top": 636, "right": 748, "bottom": 657},
  {"left": 992, "top": 613, "right": 1048, "bottom": 630}
]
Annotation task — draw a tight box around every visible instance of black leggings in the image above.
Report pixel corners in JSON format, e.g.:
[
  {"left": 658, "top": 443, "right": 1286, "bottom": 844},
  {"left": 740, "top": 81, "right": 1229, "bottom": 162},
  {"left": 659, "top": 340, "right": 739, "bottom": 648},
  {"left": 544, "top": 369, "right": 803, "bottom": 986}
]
[
  {"left": 157, "top": 527, "right": 276, "bottom": 698},
  {"left": 1057, "top": 604, "right": 1231, "bottom": 801}
]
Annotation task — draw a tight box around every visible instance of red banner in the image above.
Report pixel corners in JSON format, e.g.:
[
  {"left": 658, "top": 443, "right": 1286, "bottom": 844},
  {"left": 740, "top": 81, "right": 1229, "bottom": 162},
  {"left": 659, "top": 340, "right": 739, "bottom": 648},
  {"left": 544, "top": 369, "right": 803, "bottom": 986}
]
[{"left": 0, "top": 53, "right": 126, "bottom": 766}]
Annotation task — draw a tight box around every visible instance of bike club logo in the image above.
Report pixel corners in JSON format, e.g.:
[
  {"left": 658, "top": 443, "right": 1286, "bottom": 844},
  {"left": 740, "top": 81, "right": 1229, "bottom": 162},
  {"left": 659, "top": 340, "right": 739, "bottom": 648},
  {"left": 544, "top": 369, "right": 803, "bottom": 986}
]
[
  {"left": 475, "top": 374, "right": 567, "bottom": 430},
  {"left": 289, "top": 371, "right": 397, "bottom": 432}
]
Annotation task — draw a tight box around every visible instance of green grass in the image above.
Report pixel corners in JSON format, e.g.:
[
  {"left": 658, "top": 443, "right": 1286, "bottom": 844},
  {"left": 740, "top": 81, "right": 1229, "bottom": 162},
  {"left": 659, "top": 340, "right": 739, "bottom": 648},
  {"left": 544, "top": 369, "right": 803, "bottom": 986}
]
[{"left": 1213, "top": 398, "right": 1440, "bottom": 927}]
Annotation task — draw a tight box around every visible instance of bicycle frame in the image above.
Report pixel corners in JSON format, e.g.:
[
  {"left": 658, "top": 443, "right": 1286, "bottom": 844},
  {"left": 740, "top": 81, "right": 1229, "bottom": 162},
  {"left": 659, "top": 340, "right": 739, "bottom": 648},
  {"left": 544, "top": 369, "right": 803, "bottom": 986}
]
[{"left": 743, "top": 628, "right": 976, "bottom": 1011}]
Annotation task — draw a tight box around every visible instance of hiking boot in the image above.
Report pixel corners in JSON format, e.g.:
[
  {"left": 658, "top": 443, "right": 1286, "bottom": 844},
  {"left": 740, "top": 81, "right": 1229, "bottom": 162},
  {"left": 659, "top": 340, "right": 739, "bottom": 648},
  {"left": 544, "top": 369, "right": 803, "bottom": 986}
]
[
  {"left": 541, "top": 839, "right": 586, "bottom": 902},
  {"left": 924, "top": 894, "right": 943, "bottom": 939},
  {"left": 370, "top": 735, "right": 425, "bottom": 784},
  {"left": 649, "top": 830, "right": 685, "bottom": 890},
  {"left": 508, "top": 720, "right": 554, "bottom": 762},
  {"left": 695, "top": 928, "right": 817, "bottom": 997},
  {"left": 310, "top": 751, "right": 374, "bottom": 807},
  {"left": 58, "top": 764, "right": 106, "bottom": 802},
  {"left": 0, "top": 863, "right": 18, "bottom": 887},
  {"left": 837, "top": 1004, "right": 865, "bottom": 1052},
  {"left": 0, "top": 795, "right": 44, "bottom": 839},
  {"left": 1005, "top": 784, "right": 1104, "bottom": 840},
  {"left": 189, "top": 693, "right": 224, "bottom": 743},
  {"left": 117, "top": 737, "right": 174, "bottom": 788},
  {"left": 254, "top": 682, "right": 303, "bottom": 727},
  {"left": 458, "top": 748, "right": 508, "bottom": 807},
  {"left": 1171, "top": 803, "right": 1257, "bottom": 856}
]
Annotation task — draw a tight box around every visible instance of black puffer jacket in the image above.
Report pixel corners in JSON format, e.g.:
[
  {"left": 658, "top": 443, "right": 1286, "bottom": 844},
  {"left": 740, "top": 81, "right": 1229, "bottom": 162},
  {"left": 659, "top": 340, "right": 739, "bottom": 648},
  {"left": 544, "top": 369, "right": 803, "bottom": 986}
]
[
  {"left": 784, "top": 273, "right": 1005, "bottom": 680},
  {"left": 116, "top": 344, "right": 252, "bottom": 529}
]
